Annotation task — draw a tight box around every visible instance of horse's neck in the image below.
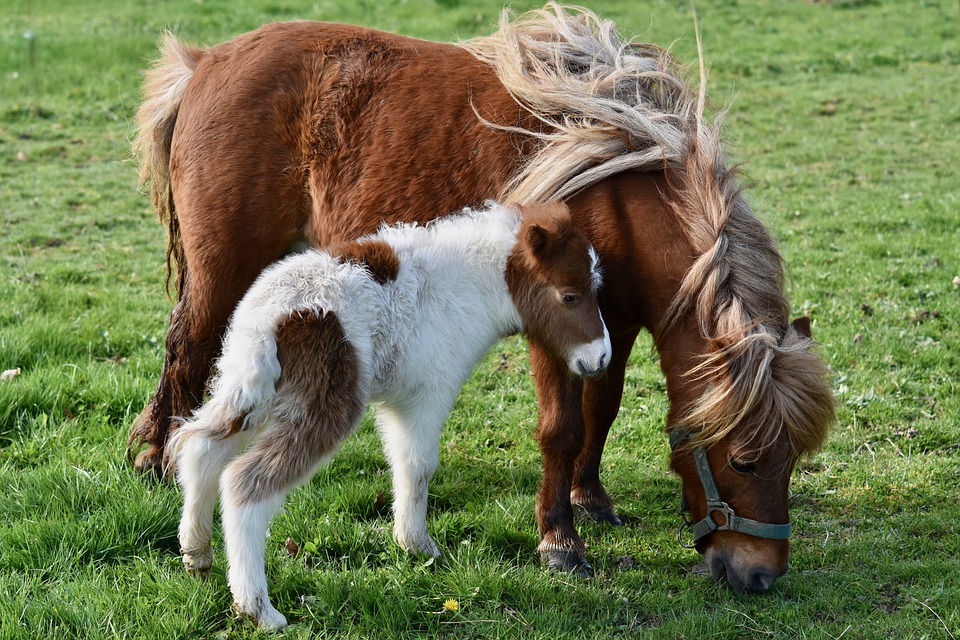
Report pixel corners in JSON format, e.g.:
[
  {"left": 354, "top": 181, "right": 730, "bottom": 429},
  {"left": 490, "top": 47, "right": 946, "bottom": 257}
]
[{"left": 569, "top": 171, "right": 712, "bottom": 418}]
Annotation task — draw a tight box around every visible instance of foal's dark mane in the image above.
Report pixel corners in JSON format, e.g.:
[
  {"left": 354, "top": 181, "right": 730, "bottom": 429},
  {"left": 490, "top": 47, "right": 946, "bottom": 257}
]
[{"left": 462, "top": 2, "right": 834, "bottom": 455}]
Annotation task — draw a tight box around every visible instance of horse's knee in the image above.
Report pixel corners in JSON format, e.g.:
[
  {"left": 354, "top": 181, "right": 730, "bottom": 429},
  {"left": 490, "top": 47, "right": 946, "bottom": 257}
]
[{"left": 536, "top": 416, "right": 584, "bottom": 459}]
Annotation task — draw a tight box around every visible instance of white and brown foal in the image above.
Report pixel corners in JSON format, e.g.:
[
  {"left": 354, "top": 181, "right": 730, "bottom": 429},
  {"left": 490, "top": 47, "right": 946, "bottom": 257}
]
[{"left": 171, "top": 200, "right": 610, "bottom": 629}]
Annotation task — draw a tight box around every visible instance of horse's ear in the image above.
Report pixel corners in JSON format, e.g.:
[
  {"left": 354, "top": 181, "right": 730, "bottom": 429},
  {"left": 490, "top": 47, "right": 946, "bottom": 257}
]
[
  {"left": 791, "top": 316, "right": 812, "bottom": 339},
  {"left": 525, "top": 223, "right": 549, "bottom": 256}
]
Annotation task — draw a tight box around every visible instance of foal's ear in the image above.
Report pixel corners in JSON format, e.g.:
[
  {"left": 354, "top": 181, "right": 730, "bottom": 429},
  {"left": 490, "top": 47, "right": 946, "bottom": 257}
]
[
  {"left": 790, "top": 316, "right": 812, "bottom": 339},
  {"left": 525, "top": 223, "right": 550, "bottom": 256}
]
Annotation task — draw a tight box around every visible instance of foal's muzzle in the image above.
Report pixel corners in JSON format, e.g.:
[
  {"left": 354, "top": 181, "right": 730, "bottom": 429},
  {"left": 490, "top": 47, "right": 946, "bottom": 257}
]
[
  {"left": 570, "top": 333, "right": 611, "bottom": 378},
  {"left": 577, "top": 352, "right": 607, "bottom": 377}
]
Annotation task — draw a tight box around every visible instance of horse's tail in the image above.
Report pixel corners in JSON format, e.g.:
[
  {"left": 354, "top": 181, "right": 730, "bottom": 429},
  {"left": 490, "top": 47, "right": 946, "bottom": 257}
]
[{"left": 133, "top": 32, "right": 200, "bottom": 299}]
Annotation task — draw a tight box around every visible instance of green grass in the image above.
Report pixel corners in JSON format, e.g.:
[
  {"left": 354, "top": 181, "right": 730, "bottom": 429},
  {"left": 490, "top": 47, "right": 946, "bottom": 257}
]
[{"left": 2, "top": 0, "right": 959, "bottom": 637}]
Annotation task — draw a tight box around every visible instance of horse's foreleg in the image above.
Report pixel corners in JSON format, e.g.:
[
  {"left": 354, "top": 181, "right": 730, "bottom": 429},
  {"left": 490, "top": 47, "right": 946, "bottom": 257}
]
[
  {"left": 570, "top": 329, "right": 638, "bottom": 525},
  {"left": 376, "top": 401, "right": 446, "bottom": 559},
  {"left": 529, "top": 342, "right": 591, "bottom": 576}
]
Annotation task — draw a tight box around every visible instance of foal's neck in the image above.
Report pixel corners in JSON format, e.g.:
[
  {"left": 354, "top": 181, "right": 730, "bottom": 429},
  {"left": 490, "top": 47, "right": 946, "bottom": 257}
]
[{"left": 385, "top": 205, "right": 525, "bottom": 337}]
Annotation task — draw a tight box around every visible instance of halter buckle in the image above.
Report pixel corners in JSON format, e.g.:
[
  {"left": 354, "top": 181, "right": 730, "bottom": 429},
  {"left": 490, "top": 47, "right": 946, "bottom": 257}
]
[{"left": 707, "top": 501, "right": 735, "bottom": 530}]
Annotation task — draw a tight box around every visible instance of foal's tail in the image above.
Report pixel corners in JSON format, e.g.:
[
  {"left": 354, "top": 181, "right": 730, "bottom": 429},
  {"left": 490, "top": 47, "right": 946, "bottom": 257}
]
[
  {"left": 168, "top": 317, "right": 284, "bottom": 468},
  {"left": 133, "top": 32, "right": 200, "bottom": 299}
]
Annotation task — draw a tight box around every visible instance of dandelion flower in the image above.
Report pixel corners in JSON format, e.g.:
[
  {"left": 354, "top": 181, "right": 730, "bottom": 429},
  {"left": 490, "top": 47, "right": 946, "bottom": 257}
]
[{"left": 443, "top": 599, "right": 460, "bottom": 612}]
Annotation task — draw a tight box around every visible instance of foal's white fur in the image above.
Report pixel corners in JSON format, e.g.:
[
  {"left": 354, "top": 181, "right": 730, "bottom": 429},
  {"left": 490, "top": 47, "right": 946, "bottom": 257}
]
[{"left": 172, "top": 202, "right": 610, "bottom": 629}]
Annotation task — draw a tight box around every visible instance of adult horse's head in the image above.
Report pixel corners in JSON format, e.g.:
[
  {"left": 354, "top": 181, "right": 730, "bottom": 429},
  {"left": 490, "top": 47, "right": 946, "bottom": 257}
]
[
  {"left": 663, "top": 316, "right": 835, "bottom": 591},
  {"left": 507, "top": 201, "right": 611, "bottom": 379},
  {"left": 654, "top": 130, "right": 836, "bottom": 592}
]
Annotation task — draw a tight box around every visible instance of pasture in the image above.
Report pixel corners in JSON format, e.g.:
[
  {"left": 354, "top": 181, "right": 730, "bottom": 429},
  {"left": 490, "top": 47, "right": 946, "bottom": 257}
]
[{"left": 1, "top": 0, "right": 958, "bottom": 637}]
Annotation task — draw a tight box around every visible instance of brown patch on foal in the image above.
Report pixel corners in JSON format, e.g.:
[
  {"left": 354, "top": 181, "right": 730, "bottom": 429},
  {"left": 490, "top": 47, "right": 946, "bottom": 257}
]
[
  {"left": 225, "top": 310, "right": 366, "bottom": 506},
  {"left": 329, "top": 238, "right": 401, "bottom": 285}
]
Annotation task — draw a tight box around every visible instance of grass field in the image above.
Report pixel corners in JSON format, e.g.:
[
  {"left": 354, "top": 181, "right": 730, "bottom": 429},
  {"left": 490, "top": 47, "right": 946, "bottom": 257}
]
[{"left": 1, "top": 0, "right": 959, "bottom": 638}]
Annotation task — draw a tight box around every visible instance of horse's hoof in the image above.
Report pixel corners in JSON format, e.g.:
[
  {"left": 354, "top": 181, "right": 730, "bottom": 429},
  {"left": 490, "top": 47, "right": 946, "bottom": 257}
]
[
  {"left": 133, "top": 445, "right": 165, "bottom": 479},
  {"left": 541, "top": 549, "right": 594, "bottom": 578},
  {"left": 184, "top": 565, "right": 211, "bottom": 580},
  {"left": 579, "top": 505, "right": 622, "bottom": 526}
]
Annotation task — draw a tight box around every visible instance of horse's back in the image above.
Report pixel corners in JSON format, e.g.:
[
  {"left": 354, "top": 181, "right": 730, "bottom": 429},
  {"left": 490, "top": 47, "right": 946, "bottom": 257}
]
[{"left": 171, "top": 21, "right": 532, "bottom": 258}]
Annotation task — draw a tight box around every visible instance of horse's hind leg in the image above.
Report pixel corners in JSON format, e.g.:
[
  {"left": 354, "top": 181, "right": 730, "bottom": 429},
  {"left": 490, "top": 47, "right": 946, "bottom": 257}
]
[
  {"left": 128, "top": 277, "right": 224, "bottom": 475},
  {"left": 128, "top": 225, "right": 306, "bottom": 475},
  {"left": 127, "top": 110, "right": 310, "bottom": 476},
  {"left": 570, "top": 329, "right": 638, "bottom": 526}
]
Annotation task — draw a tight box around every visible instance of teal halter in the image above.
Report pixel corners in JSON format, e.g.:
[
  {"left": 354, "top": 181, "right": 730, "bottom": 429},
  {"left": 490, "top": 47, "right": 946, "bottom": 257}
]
[{"left": 669, "top": 429, "right": 792, "bottom": 548}]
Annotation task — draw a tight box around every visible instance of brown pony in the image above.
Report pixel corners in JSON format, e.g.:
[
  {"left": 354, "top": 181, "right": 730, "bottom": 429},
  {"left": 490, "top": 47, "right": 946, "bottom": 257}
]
[{"left": 130, "top": 3, "right": 835, "bottom": 592}]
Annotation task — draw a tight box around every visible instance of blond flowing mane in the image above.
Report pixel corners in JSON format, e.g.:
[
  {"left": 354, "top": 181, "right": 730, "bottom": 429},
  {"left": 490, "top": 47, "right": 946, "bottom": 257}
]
[
  {"left": 461, "top": 3, "right": 834, "bottom": 455},
  {"left": 460, "top": 2, "right": 698, "bottom": 203}
]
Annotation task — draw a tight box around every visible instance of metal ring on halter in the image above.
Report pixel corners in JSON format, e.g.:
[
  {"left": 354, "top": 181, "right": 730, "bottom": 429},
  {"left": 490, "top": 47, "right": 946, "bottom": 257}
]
[{"left": 677, "top": 512, "right": 697, "bottom": 549}]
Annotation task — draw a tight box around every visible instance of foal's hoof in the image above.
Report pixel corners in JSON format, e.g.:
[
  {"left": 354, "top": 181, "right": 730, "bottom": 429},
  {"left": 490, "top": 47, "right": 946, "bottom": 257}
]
[
  {"left": 233, "top": 601, "right": 288, "bottom": 631},
  {"left": 541, "top": 549, "right": 594, "bottom": 578},
  {"left": 182, "top": 549, "right": 213, "bottom": 579},
  {"left": 578, "top": 505, "right": 623, "bottom": 526}
]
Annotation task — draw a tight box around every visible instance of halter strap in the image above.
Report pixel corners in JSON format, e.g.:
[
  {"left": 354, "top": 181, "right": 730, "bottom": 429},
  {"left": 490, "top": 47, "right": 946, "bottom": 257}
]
[{"left": 670, "top": 429, "right": 792, "bottom": 548}]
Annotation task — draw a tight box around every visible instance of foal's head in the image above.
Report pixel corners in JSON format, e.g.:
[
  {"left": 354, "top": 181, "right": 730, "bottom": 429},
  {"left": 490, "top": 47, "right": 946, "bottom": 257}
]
[{"left": 506, "top": 201, "right": 610, "bottom": 377}]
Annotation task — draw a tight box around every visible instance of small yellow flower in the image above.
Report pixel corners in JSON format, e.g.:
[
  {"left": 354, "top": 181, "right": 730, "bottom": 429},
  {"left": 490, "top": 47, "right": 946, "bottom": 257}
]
[{"left": 443, "top": 599, "right": 460, "bottom": 612}]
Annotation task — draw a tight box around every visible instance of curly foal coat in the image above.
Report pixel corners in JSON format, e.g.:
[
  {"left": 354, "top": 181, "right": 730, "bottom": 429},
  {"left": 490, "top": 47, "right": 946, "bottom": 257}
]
[{"left": 171, "top": 201, "right": 610, "bottom": 629}]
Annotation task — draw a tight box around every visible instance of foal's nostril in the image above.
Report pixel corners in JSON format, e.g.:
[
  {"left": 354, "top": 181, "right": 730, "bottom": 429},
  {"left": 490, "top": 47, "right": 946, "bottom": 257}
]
[{"left": 576, "top": 356, "right": 605, "bottom": 377}]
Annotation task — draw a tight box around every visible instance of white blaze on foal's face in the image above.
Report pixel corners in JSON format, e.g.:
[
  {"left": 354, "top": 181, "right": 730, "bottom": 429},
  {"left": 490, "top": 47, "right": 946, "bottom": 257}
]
[
  {"left": 567, "top": 246, "right": 611, "bottom": 377},
  {"left": 507, "top": 201, "right": 611, "bottom": 377}
]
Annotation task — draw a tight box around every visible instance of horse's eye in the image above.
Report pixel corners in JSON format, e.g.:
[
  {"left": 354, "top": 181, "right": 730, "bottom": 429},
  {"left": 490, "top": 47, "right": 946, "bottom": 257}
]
[
  {"left": 559, "top": 292, "right": 580, "bottom": 305},
  {"left": 729, "top": 457, "right": 756, "bottom": 474}
]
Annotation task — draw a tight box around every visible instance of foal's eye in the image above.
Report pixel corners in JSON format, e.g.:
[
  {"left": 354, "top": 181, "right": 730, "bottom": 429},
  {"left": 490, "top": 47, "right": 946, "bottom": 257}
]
[
  {"left": 729, "top": 457, "right": 756, "bottom": 474},
  {"left": 559, "top": 292, "right": 580, "bottom": 305}
]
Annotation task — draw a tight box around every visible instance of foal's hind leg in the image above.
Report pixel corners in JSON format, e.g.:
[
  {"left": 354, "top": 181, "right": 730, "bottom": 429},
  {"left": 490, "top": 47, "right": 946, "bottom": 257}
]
[
  {"left": 221, "top": 310, "right": 365, "bottom": 629},
  {"left": 175, "top": 424, "right": 255, "bottom": 577},
  {"left": 221, "top": 406, "right": 362, "bottom": 630}
]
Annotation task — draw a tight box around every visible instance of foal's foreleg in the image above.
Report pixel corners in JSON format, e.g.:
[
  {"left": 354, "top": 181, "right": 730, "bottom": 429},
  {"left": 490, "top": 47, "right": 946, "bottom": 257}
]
[{"left": 375, "top": 401, "right": 448, "bottom": 558}]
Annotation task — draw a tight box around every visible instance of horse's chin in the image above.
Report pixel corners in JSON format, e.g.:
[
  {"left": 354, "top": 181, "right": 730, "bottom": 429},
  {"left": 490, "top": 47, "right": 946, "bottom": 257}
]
[{"left": 702, "top": 543, "right": 788, "bottom": 594}]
